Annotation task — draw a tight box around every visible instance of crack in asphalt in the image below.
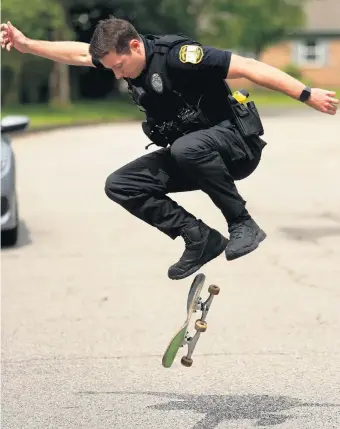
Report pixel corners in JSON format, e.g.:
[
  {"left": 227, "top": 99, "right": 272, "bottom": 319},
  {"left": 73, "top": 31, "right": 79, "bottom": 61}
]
[{"left": 268, "top": 255, "right": 336, "bottom": 293}]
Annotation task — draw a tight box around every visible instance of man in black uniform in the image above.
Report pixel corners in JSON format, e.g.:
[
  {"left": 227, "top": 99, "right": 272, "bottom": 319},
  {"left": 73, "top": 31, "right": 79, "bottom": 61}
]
[
  {"left": 1, "top": 18, "right": 338, "bottom": 280},
  {"left": 89, "top": 20, "right": 268, "bottom": 280}
]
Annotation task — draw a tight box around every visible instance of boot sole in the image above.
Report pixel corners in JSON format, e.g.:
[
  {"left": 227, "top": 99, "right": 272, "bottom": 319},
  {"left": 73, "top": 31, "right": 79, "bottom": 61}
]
[
  {"left": 225, "top": 229, "right": 267, "bottom": 261},
  {"left": 169, "top": 236, "right": 229, "bottom": 280}
]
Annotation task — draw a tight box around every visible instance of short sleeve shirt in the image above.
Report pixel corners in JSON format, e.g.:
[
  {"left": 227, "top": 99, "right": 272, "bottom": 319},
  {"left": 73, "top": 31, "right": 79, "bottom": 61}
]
[
  {"left": 91, "top": 38, "right": 232, "bottom": 81},
  {"left": 92, "top": 37, "right": 233, "bottom": 121},
  {"left": 164, "top": 43, "right": 233, "bottom": 120},
  {"left": 167, "top": 43, "right": 232, "bottom": 81}
]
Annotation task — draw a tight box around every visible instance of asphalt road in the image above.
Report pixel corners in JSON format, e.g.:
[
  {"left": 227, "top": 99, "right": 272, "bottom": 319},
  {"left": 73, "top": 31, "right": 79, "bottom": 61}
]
[{"left": 2, "top": 110, "right": 340, "bottom": 428}]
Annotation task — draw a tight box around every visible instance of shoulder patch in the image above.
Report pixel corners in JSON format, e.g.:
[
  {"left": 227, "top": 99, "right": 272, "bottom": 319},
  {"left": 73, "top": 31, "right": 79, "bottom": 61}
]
[{"left": 179, "top": 45, "right": 204, "bottom": 64}]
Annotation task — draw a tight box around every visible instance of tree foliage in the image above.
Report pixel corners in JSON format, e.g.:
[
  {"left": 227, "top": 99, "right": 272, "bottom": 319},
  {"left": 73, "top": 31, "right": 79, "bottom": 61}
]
[
  {"left": 2, "top": 0, "right": 69, "bottom": 40},
  {"left": 197, "top": 0, "right": 307, "bottom": 56},
  {"left": 1, "top": 0, "right": 308, "bottom": 106}
]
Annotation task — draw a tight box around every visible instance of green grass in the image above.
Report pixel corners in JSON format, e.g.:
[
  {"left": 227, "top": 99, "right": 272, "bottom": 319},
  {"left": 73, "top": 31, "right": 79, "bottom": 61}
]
[
  {"left": 2, "top": 88, "right": 339, "bottom": 130},
  {"left": 249, "top": 91, "right": 301, "bottom": 105},
  {"left": 249, "top": 87, "right": 340, "bottom": 105},
  {"left": 1, "top": 98, "right": 144, "bottom": 130}
]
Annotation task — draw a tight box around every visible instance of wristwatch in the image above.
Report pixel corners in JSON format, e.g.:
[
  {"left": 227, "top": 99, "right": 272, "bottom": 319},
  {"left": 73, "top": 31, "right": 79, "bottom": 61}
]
[{"left": 299, "top": 86, "right": 312, "bottom": 102}]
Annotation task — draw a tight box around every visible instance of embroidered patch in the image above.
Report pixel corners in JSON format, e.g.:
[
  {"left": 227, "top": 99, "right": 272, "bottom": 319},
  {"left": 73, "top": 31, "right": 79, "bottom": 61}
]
[
  {"left": 179, "top": 45, "right": 204, "bottom": 64},
  {"left": 151, "top": 73, "right": 163, "bottom": 93}
]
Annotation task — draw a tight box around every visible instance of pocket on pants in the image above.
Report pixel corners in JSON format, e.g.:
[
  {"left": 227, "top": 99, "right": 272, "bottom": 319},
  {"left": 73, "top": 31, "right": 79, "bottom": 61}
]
[
  {"left": 230, "top": 139, "right": 263, "bottom": 180},
  {"left": 213, "top": 122, "right": 249, "bottom": 162}
]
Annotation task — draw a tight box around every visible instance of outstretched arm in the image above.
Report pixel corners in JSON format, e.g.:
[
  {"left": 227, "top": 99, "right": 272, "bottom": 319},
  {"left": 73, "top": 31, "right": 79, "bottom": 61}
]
[
  {"left": 228, "top": 53, "right": 339, "bottom": 115},
  {"left": 0, "top": 21, "right": 95, "bottom": 67}
]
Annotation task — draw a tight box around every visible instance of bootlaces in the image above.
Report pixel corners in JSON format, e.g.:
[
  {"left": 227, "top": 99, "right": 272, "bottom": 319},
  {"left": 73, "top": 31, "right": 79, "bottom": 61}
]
[
  {"left": 229, "top": 222, "right": 246, "bottom": 240},
  {"left": 181, "top": 231, "right": 192, "bottom": 246}
]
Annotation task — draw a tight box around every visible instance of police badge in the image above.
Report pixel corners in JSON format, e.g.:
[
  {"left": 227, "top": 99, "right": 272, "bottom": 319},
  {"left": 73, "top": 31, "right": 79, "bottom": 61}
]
[
  {"left": 151, "top": 73, "right": 163, "bottom": 93},
  {"left": 179, "top": 45, "right": 204, "bottom": 64}
]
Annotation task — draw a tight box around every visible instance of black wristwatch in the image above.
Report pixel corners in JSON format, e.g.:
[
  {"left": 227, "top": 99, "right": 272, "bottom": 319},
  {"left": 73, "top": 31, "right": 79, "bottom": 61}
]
[{"left": 299, "top": 86, "right": 312, "bottom": 102}]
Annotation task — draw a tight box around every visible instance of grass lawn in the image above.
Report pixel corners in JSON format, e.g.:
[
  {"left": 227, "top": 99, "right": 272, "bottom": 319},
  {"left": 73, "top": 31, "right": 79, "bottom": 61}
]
[
  {"left": 1, "top": 98, "right": 144, "bottom": 130},
  {"left": 2, "top": 89, "right": 339, "bottom": 130}
]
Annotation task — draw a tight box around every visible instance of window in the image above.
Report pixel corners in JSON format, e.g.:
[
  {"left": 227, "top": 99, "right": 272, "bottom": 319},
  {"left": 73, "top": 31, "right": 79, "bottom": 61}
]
[{"left": 294, "top": 38, "right": 328, "bottom": 67}]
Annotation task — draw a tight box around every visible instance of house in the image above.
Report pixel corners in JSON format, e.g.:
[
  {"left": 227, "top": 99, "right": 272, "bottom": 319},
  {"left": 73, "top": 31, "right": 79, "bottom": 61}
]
[{"left": 233, "top": 0, "right": 340, "bottom": 88}]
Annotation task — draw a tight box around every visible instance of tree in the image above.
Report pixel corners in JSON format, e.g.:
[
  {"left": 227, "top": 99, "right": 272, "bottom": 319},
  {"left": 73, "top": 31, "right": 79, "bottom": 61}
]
[
  {"left": 67, "top": 0, "right": 197, "bottom": 37},
  {"left": 2, "top": 0, "right": 72, "bottom": 105},
  {"left": 65, "top": 0, "right": 199, "bottom": 98},
  {"left": 197, "top": 0, "right": 307, "bottom": 58}
]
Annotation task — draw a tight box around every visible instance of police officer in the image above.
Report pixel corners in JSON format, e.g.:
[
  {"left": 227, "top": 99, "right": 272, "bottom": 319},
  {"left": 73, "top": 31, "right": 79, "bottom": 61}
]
[{"left": 1, "top": 18, "right": 338, "bottom": 280}]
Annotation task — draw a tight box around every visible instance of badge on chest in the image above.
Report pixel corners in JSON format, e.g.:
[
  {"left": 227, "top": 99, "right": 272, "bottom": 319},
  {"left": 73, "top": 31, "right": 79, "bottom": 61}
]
[{"left": 151, "top": 73, "right": 164, "bottom": 93}]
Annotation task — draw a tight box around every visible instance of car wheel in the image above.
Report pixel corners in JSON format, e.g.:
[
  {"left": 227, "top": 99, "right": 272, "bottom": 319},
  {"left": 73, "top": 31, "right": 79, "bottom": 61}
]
[
  {"left": 1, "top": 197, "right": 19, "bottom": 247},
  {"left": 2, "top": 225, "right": 18, "bottom": 246}
]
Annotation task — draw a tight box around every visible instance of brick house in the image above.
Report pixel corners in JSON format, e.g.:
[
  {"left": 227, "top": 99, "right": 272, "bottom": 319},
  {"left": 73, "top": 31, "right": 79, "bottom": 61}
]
[{"left": 232, "top": 0, "right": 340, "bottom": 88}]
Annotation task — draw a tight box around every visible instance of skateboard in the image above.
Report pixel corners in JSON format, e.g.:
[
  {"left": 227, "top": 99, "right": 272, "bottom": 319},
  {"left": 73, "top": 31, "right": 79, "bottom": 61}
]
[{"left": 162, "top": 273, "right": 220, "bottom": 368}]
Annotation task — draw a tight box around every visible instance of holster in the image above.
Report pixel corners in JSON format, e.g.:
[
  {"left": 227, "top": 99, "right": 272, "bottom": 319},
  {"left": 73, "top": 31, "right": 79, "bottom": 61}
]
[{"left": 228, "top": 96, "right": 264, "bottom": 138}]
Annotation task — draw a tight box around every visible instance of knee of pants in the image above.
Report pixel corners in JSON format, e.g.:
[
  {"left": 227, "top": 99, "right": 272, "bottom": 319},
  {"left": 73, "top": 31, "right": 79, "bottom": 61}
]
[
  {"left": 104, "top": 172, "right": 147, "bottom": 211},
  {"left": 170, "top": 134, "right": 200, "bottom": 165},
  {"left": 104, "top": 172, "right": 130, "bottom": 204},
  {"left": 104, "top": 172, "right": 119, "bottom": 202}
]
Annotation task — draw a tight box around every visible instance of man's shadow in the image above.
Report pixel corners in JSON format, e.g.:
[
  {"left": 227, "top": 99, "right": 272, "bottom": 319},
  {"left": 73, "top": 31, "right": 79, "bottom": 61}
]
[
  {"left": 76, "top": 390, "right": 340, "bottom": 428},
  {"left": 280, "top": 226, "right": 340, "bottom": 243}
]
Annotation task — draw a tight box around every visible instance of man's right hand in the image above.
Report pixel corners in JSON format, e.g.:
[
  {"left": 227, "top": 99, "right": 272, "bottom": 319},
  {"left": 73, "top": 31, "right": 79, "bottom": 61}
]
[{"left": 1, "top": 21, "right": 28, "bottom": 53}]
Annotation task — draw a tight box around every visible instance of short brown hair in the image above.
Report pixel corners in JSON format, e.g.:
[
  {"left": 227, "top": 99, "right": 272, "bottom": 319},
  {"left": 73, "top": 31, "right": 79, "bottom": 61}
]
[{"left": 89, "top": 17, "right": 140, "bottom": 59}]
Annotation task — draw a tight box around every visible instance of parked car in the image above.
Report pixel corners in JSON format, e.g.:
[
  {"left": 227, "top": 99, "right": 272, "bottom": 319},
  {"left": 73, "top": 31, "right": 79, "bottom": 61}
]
[{"left": 1, "top": 115, "right": 29, "bottom": 246}]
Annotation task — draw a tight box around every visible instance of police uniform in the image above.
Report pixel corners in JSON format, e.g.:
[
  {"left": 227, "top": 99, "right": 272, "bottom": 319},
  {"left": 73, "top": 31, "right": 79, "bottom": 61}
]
[{"left": 93, "top": 34, "right": 267, "bottom": 279}]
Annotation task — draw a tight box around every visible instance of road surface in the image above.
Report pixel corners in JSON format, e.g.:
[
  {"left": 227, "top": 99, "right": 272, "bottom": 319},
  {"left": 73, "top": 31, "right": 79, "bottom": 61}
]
[{"left": 2, "top": 110, "right": 340, "bottom": 428}]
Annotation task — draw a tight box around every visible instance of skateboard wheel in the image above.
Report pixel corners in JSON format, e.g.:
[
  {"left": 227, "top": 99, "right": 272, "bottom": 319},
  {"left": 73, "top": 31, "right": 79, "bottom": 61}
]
[
  {"left": 181, "top": 356, "right": 193, "bottom": 367},
  {"left": 208, "top": 285, "right": 220, "bottom": 295},
  {"left": 195, "top": 320, "right": 207, "bottom": 332}
]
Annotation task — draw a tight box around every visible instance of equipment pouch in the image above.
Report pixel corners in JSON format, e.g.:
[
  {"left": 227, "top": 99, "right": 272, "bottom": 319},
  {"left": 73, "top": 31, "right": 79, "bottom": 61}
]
[{"left": 228, "top": 96, "right": 264, "bottom": 138}]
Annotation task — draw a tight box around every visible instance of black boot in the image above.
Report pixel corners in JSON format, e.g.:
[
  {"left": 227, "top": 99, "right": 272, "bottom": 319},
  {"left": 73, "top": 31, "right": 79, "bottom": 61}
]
[
  {"left": 225, "top": 217, "right": 266, "bottom": 261},
  {"left": 168, "top": 220, "right": 228, "bottom": 280}
]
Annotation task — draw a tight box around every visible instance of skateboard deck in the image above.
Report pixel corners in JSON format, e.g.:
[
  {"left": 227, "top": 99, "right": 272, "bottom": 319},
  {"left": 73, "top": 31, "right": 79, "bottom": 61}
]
[{"left": 162, "top": 273, "right": 220, "bottom": 368}]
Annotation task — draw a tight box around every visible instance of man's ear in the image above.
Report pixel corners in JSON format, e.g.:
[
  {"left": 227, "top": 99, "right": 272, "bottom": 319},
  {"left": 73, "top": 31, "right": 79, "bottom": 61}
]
[{"left": 130, "top": 39, "right": 141, "bottom": 53}]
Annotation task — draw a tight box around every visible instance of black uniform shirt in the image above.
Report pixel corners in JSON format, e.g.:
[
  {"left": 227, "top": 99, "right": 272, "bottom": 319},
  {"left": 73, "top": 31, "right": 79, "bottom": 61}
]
[
  {"left": 165, "top": 42, "right": 233, "bottom": 121},
  {"left": 92, "top": 35, "right": 233, "bottom": 122},
  {"left": 167, "top": 43, "right": 231, "bottom": 79},
  {"left": 92, "top": 35, "right": 232, "bottom": 85}
]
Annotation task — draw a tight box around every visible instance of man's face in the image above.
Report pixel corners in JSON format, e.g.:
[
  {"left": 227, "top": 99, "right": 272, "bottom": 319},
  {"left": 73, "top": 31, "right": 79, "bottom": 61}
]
[{"left": 100, "top": 39, "right": 146, "bottom": 79}]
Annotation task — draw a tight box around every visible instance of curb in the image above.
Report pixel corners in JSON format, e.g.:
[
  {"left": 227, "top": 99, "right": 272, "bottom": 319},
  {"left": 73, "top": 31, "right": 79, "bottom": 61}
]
[{"left": 11, "top": 117, "right": 142, "bottom": 138}]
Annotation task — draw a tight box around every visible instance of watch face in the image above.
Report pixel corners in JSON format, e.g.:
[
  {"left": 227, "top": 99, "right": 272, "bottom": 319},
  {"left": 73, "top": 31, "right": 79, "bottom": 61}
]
[{"left": 300, "top": 88, "right": 311, "bottom": 102}]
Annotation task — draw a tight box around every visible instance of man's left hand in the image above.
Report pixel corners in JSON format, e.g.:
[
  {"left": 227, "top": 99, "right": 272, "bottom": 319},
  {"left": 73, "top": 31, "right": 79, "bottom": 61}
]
[{"left": 306, "top": 88, "right": 339, "bottom": 115}]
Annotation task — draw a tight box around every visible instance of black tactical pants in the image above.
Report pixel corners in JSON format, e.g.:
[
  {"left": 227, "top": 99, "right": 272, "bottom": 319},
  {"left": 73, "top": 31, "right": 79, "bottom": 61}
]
[{"left": 105, "top": 120, "right": 265, "bottom": 239}]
